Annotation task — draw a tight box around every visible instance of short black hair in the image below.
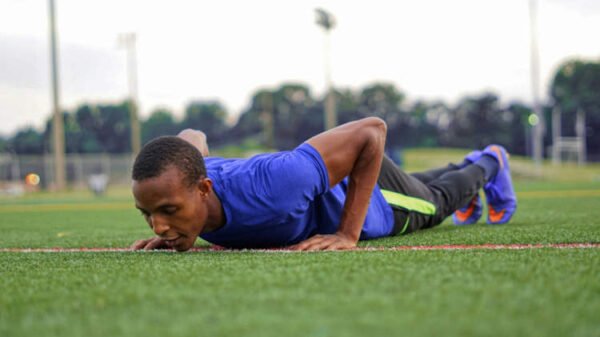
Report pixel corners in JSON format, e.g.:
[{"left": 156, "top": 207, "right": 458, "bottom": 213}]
[{"left": 132, "top": 136, "right": 206, "bottom": 187}]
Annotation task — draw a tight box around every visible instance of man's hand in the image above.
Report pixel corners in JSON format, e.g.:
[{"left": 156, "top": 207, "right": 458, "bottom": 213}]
[
  {"left": 130, "top": 237, "right": 169, "bottom": 251},
  {"left": 289, "top": 233, "right": 357, "bottom": 251}
]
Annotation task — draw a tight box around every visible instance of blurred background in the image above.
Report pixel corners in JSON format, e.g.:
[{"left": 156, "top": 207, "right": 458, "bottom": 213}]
[{"left": 0, "top": 0, "right": 599, "bottom": 192}]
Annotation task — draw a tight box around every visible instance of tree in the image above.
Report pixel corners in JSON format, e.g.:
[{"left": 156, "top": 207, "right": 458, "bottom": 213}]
[
  {"left": 505, "top": 102, "right": 533, "bottom": 156},
  {"left": 97, "top": 102, "right": 132, "bottom": 153},
  {"left": 551, "top": 59, "right": 600, "bottom": 116},
  {"left": 550, "top": 59, "right": 600, "bottom": 157},
  {"left": 358, "top": 83, "right": 405, "bottom": 120},
  {"left": 68, "top": 105, "right": 101, "bottom": 153},
  {"left": 181, "top": 101, "right": 228, "bottom": 146},
  {"left": 0, "top": 135, "right": 8, "bottom": 153},
  {"left": 271, "top": 83, "right": 313, "bottom": 149},
  {"left": 72, "top": 102, "right": 131, "bottom": 153},
  {"left": 402, "top": 101, "right": 440, "bottom": 147},
  {"left": 335, "top": 88, "right": 360, "bottom": 124},
  {"left": 442, "top": 93, "right": 516, "bottom": 150},
  {"left": 232, "top": 83, "right": 316, "bottom": 150},
  {"left": 44, "top": 111, "right": 90, "bottom": 154},
  {"left": 11, "top": 127, "right": 44, "bottom": 154},
  {"left": 142, "top": 108, "right": 178, "bottom": 143},
  {"left": 357, "top": 83, "right": 416, "bottom": 148}
]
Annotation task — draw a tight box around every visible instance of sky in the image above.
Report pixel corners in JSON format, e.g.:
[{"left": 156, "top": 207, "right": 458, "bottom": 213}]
[{"left": 1, "top": 0, "right": 599, "bottom": 136}]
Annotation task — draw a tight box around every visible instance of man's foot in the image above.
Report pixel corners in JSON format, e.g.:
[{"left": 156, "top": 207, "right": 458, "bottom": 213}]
[
  {"left": 482, "top": 145, "right": 517, "bottom": 224},
  {"left": 452, "top": 193, "right": 483, "bottom": 225},
  {"left": 452, "top": 150, "right": 484, "bottom": 225},
  {"left": 462, "top": 150, "right": 482, "bottom": 167}
]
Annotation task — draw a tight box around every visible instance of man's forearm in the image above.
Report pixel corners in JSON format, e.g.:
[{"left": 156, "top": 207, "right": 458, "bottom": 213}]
[
  {"left": 303, "top": 117, "right": 387, "bottom": 246},
  {"left": 336, "top": 126, "right": 386, "bottom": 242},
  {"left": 290, "top": 118, "right": 387, "bottom": 250}
]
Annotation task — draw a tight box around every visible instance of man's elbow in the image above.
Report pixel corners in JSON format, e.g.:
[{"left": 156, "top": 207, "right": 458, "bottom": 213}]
[
  {"left": 374, "top": 117, "right": 387, "bottom": 136},
  {"left": 362, "top": 117, "right": 387, "bottom": 146},
  {"left": 177, "top": 129, "right": 210, "bottom": 156}
]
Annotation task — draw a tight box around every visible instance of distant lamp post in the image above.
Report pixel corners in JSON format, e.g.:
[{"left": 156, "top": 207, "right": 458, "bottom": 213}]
[
  {"left": 48, "top": 0, "right": 66, "bottom": 191},
  {"left": 118, "top": 33, "right": 141, "bottom": 157},
  {"left": 315, "top": 8, "right": 337, "bottom": 130},
  {"left": 529, "top": 0, "right": 544, "bottom": 166}
]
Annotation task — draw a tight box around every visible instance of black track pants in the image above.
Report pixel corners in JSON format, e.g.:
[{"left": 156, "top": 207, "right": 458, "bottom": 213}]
[{"left": 376, "top": 156, "right": 486, "bottom": 235}]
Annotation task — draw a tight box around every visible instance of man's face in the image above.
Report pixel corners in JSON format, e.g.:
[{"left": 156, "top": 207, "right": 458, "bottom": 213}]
[{"left": 132, "top": 165, "right": 209, "bottom": 252}]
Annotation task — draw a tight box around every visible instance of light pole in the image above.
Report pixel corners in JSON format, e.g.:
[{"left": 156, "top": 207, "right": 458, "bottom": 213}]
[
  {"left": 48, "top": 0, "right": 66, "bottom": 190},
  {"left": 315, "top": 8, "right": 337, "bottom": 130},
  {"left": 529, "top": 0, "right": 544, "bottom": 165},
  {"left": 118, "top": 33, "right": 141, "bottom": 157}
]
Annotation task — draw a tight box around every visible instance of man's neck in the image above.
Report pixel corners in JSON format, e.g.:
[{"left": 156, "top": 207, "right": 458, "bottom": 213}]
[{"left": 202, "top": 191, "right": 225, "bottom": 234}]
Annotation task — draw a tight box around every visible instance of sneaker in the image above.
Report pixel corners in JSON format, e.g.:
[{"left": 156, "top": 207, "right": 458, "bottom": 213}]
[
  {"left": 463, "top": 150, "right": 483, "bottom": 166},
  {"left": 452, "top": 150, "right": 484, "bottom": 225},
  {"left": 453, "top": 193, "right": 483, "bottom": 225},
  {"left": 482, "top": 145, "right": 517, "bottom": 224}
]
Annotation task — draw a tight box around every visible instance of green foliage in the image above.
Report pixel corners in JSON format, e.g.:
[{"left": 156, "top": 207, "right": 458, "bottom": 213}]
[
  {"left": 551, "top": 59, "right": 600, "bottom": 116},
  {"left": 141, "top": 108, "right": 178, "bottom": 143},
  {"left": 359, "top": 82, "right": 405, "bottom": 118},
  {"left": 4, "top": 57, "right": 600, "bottom": 159},
  {"left": 182, "top": 101, "right": 228, "bottom": 145},
  {"left": 10, "top": 127, "right": 45, "bottom": 154},
  {"left": 0, "top": 136, "right": 6, "bottom": 152},
  {"left": 233, "top": 83, "right": 317, "bottom": 150},
  {"left": 505, "top": 102, "right": 533, "bottom": 155},
  {"left": 43, "top": 102, "right": 132, "bottom": 154},
  {"left": 441, "top": 93, "right": 521, "bottom": 149},
  {"left": 550, "top": 59, "right": 600, "bottom": 157},
  {"left": 271, "top": 83, "right": 313, "bottom": 149},
  {"left": 335, "top": 88, "right": 359, "bottom": 113}
]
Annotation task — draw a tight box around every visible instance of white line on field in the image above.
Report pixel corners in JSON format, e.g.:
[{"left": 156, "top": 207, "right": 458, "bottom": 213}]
[{"left": 0, "top": 243, "right": 598, "bottom": 253}]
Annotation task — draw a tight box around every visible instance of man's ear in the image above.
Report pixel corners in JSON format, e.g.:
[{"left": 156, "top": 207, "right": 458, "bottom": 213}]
[{"left": 197, "top": 177, "right": 213, "bottom": 197}]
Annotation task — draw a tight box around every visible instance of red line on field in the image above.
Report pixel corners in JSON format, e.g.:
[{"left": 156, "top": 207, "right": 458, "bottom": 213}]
[{"left": 0, "top": 243, "right": 598, "bottom": 253}]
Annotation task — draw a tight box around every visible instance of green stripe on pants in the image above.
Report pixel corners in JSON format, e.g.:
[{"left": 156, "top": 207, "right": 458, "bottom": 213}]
[{"left": 380, "top": 189, "right": 437, "bottom": 215}]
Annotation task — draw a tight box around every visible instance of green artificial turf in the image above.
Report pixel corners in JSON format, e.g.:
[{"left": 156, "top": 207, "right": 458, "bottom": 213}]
[
  {"left": 1, "top": 181, "right": 599, "bottom": 248},
  {"left": 1, "top": 153, "right": 599, "bottom": 337},
  {"left": 1, "top": 250, "right": 598, "bottom": 337}
]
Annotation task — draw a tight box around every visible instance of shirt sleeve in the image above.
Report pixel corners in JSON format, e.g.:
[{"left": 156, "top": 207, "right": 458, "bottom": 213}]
[{"left": 252, "top": 142, "right": 330, "bottom": 214}]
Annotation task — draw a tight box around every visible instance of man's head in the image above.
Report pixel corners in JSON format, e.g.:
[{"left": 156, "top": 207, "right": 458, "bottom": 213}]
[
  {"left": 132, "top": 136, "right": 212, "bottom": 251},
  {"left": 132, "top": 136, "right": 206, "bottom": 188}
]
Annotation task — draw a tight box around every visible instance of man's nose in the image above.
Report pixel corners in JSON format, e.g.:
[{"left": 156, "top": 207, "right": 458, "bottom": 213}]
[{"left": 150, "top": 216, "right": 170, "bottom": 236}]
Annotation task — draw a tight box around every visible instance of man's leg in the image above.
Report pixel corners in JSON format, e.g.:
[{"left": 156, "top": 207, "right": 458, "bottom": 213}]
[
  {"left": 377, "top": 155, "right": 487, "bottom": 234},
  {"left": 410, "top": 150, "right": 482, "bottom": 184},
  {"left": 410, "top": 164, "right": 460, "bottom": 184},
  {"left": 407, "top": 151, "right": 486, "bottom": 226}
]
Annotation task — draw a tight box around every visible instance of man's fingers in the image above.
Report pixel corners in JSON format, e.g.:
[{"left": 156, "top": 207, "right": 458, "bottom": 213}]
[
  {"left": 288, "top": 234, "right": 358, "bottom": 251},
  {"left": 324, "top": 241, "right": 354, "bottom": 251},
  {"left": 291, "top": 235, "right": 358, "bottom": 251},
  {"left": 308, "top": 237, "right": 345, "bottom": 251},
  {"left": 143, "top": 237, "right": 166, "bottom": 251},
  {"left": 131, "top": 237, "right": 171, "bottom": 251},
  {"left": 304, "top": 241, "right": 333, "bottom": 251},
  {"left": 131, "top": 239, "right": 152, "bottom": 250},
  {"left": 290, "top": 235, "right": 326, "bottom": 251},
  {"left": 297, "top": 237, "right": 335, "bottom": 251}
]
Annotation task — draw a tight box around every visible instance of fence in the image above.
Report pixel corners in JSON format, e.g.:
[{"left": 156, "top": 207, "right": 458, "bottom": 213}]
[{"left": 0, "top": 153, "right": 134, "bottom": 189}]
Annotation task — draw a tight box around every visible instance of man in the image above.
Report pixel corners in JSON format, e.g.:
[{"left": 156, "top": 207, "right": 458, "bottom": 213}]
[{"left": 131, "top": 117, "right": 516, "bottom": 251}]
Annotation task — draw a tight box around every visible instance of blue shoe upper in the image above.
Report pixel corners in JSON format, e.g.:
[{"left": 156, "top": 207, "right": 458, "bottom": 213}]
[
  {"left": 481, "top": 145, "right": 517, "bottom": 224},
  {"left": 464, "top": 150, "right": 483, "bottom": 165}
]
